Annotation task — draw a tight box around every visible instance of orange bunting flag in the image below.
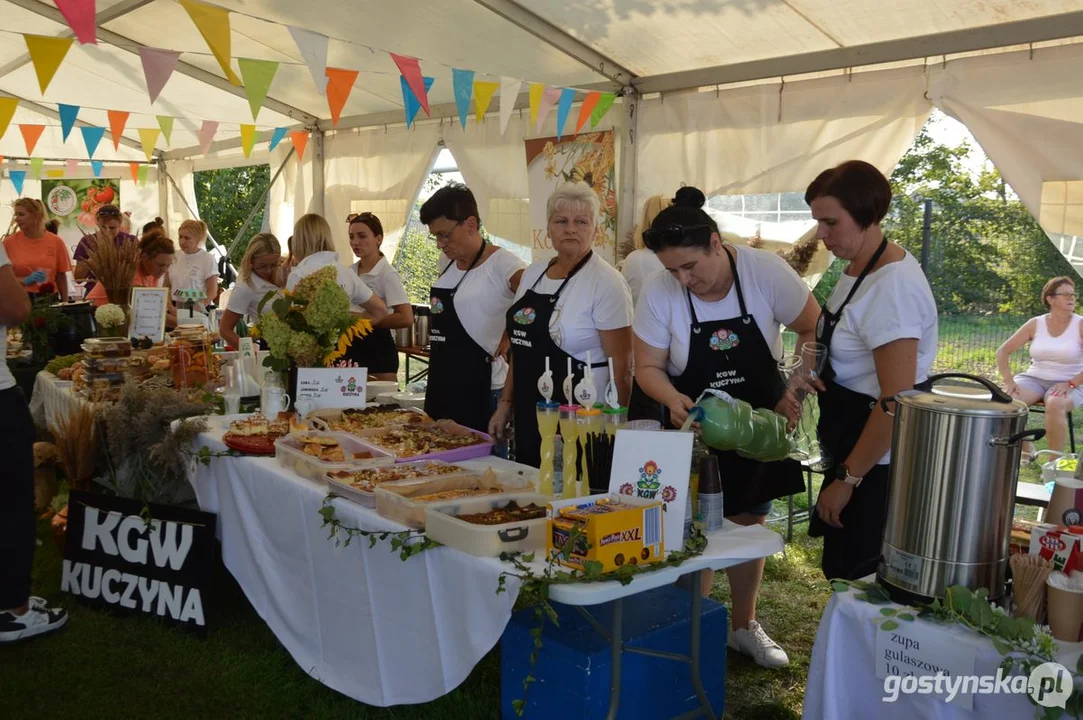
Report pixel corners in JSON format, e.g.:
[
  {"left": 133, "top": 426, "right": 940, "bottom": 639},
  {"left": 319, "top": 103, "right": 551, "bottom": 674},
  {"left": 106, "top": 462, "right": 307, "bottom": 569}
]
[
  {"left": 324, "top": 67, "right": 358, "bottom": 127},
  {"left": 129, "top": 162, "right": 139, "bottom": 183},
  {"left": 239, "top": 124, "right": 257, "bottom": 158},
  {"left": 108, "top": 110, "right": 130, "bottom": 151},
  {"left": 289, "top": 130, "right": 308, "bottom": 161},
  {"left": 178, "top": 0, "right": 240, "bottom": 85},
  {"left": 19, "top": 124, "right": 45, "bottom": 155},
  {"left": 24, "top": 35, "right": 74, "bottom": 94},
  {"left": 473, "top": 81, "right": 499, "bottom": 123},
  {"left": 575, "top": 91, "right": 601, "bottom": 134},
  {"left": 0, "top": 98, "right": 18, "bottom": 139}
]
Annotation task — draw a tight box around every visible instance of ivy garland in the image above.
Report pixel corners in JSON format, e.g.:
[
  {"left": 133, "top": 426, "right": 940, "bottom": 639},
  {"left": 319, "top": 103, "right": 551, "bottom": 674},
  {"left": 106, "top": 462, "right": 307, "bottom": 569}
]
[{"left": 318, "top": 493, "right": 441, "bottom": 561}]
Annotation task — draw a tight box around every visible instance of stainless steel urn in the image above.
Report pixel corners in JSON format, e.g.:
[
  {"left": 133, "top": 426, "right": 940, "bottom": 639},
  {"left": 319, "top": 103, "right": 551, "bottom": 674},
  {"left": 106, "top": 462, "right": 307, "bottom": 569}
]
[{"left": 878, "top": 373, "right": 1043, "bottom": 603}]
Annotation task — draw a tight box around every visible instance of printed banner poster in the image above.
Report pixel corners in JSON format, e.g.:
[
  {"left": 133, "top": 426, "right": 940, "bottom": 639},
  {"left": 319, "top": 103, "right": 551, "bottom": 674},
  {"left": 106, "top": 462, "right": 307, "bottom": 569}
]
[
  {"left": 524, "top": 130, "right": 617, "bottom": 263},
  {"left": 41, "top": 178, "right": 122, "bottom": 252}
]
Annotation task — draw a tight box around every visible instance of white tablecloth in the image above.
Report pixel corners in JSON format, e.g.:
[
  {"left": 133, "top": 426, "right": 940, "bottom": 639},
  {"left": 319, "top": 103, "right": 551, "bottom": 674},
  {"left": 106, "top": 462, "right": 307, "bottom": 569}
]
[
  {"left": 29, "top": 371, "right": 90, "bottom": 430},
  {"left": 803, "top": 584, "right": 1082, "bottom": 719}
]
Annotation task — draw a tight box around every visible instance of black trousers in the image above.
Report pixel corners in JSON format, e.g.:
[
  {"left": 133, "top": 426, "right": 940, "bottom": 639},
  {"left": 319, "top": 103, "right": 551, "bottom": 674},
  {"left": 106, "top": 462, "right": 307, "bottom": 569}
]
[
  {"left": 819, "top": 462, "right": 892, "bottom": 581},
  {"left": 0, "top": 387, "right": 35, "bottom": 609}
]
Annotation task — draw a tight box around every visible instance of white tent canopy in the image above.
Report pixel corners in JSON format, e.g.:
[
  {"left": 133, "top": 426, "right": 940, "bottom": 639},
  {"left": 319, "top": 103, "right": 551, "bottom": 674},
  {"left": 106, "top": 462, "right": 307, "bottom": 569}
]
[{"left": 1, "top": 0, "right": 1082, "bottom": 269}]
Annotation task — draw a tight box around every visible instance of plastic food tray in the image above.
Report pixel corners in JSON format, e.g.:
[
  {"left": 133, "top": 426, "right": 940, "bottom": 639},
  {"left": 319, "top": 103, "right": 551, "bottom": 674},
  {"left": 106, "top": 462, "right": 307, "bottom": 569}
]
[
  {"left": 274, "top": 431, "right": 394, "bottom": 483},
  {"left": 424, "top": 492, "right": 550, "bottom": 557},
  {"left": 357, "top": 420, "right": 495, "bottom": 463},
  {"left": 83, "top": 356, "right": 130, "bottom": 373},
  {"left": 323, "top": 460, "right": 471, "bottom": 507},
  {"left": 305, "top": 405, "right": 429, "bottom": 433},
  {"left": 374, "top": 472, "right": 532, "bottom": 529}
]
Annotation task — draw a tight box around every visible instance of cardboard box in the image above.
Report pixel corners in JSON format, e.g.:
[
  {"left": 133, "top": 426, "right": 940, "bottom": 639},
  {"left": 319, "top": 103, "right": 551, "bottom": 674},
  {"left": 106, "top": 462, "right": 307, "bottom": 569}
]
[
  {"left": 546, "top": 493, "right": 664, "bottom": 573},
  {"left": 1029, "top": 524, "right": 1083, "bottom": 573}
]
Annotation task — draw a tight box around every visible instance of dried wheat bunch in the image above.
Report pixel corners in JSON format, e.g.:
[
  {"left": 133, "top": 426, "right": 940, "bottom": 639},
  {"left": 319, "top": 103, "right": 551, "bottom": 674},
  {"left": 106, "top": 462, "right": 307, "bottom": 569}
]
[
  {"left": 49, "top": 403, "right": 99, "bottom": 492},
  {"left": 84, "top": 234, "right": 140, "bottom": 297}
]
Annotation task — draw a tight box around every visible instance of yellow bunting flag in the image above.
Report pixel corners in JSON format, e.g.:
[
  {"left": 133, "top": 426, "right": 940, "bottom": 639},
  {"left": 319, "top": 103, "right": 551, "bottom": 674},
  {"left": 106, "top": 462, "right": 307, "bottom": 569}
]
[
  {"left": 24, "top": 35, "right": 74, "bottom": 94},
  {"left": 45, "top": 169, "right": 65, "bottom": 178},
  {"left": 108, "top": 110, "right": 130, "bottom": 151},
  {"left": 239, "top": 124, "right": 257, "bottom": 158},
  {"left": 178, "top": 0, "right": 240, "bottom": 85},
  {"left": 137, "top": 128, "right": 160, "bottom": 162},
  {"left": 0, "top": 98, "right": 16, "bottom": 139},
  {"left": 238, "top": 58, "right": 279, "bottom": 120},
  {"left": 129, "top": 162, "right": 139, "bottom": 183},
  {"left": 156, "top": 115, "right": 174, "bottom": 145},
  {"left": 473, "top": 81, "right": 499, "bottom": 123},
  {"left": 289, "top": 130, "right": 308, "bottom": 161},
  {"left": 30, "top": 157, "right": 44, "bottom": 179},
  {"left": 19, "top": 124, "right": 45, "bottom": 155},
  {"left": 529, "top": 83, "right": 544, "bottom": 127}
]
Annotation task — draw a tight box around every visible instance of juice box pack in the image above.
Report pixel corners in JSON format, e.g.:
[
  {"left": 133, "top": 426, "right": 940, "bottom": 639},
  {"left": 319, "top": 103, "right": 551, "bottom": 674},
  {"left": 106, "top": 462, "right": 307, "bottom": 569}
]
[
  {"left": 1029, "top": 524, "right": 1083, "bottom": 573},
  {"left": 546, "top": 494, "right": 664, "bottom": 573}
]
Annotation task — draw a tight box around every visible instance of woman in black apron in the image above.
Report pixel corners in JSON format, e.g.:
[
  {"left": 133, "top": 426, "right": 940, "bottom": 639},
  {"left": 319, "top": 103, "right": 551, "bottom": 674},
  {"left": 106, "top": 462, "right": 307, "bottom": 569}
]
[
  {"left": 803, "top": 161, "right": 938, "bottom": 581},
  {"left": 634, "top": 187, "right": 821, "bottom": 668},
  {"left": 344, "top": 213, "right": 413, "bottom": 381}
]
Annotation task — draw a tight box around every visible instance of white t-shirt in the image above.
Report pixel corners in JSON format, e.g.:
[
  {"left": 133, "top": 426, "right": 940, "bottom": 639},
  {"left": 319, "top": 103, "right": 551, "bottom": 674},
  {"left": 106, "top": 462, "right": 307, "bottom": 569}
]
[
  {"left": 225, "top": 273, "right": 280, "bottom": 322},
  {"left": 432, "top": 247, "right": 525, "bottom": 389},
  {"left": 621, "top": 248, "right": 664, "bottom": 306},
  {"left": 287, "top": 251, "right": 374, "bottom": 310},
  {"left": 0, "top": 242, "right": 13, "bottom": 391},
  {"left": 824, "top": 251, "right": 938, "bottom": 464},
  {"left": 515, "top": 253, "right": 633, "bottom": 392},
  {"left": 350, "top": 256, "right": 409, "bottom": 307},
  {"left": 634, "top": 245, "right": 810, "bottom": 376},
  {"left": 168, "top": 248, "right": 218, "bottom": 303}
]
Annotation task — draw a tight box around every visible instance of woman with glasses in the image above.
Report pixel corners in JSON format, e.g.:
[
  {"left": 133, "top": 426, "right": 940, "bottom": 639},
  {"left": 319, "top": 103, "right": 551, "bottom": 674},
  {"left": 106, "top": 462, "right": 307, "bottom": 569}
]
[
  {"left": 997, "top": 276, "right": 1083, "bottom": 455},
  {"left": 220, "top": 233, "right": 282, "bottom": 349},
  {"left": 73, "top": 204, "right": 138, "bottom": 298},
  {"left": 345, "top": 212, "right": 413, "bottom": 381},
  {"left": 490, "top": 181, "right": 633, "bottom": 468},
  {"left": 422, "top": 183, "right": 525, "bottom": 432},
  {"left": 633, "top": 186, "right": 819, "bottom": 668}
]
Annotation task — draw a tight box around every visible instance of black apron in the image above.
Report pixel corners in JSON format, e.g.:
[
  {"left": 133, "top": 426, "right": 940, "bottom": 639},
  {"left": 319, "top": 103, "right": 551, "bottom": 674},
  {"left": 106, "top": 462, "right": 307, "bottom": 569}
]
[
  {"left": 343, "top": 260, "right": 401, "bottom": 373},
  {"left": 506, "top": 251, "right": 605, "bottom": 468},
  {"left": 669, "top": 247, "right": 804, "bottom": 515},
  {"left": 424, "top": 243, "right": 493, "bottom": 432},
  {"left": 809, "top": 238, "right": 891, "bottom": 581}
]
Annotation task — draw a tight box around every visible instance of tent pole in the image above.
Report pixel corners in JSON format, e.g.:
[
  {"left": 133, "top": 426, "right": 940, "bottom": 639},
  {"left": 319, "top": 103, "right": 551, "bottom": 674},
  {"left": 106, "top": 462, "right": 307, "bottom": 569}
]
[
  {"left": 161, "top": 166, "right": 227, "bottom": 259},
  {"left": 310, "top": 131, "right": 326, "bottom": 216},
  {"left": 157, "top": 159, "right": 170, "bottom": 236},
  {"left": 228, "top": 148, "right": 296, "bottom": 253},
  {"left": 616, "top": 90, "right": 639, "bottom": 265}
]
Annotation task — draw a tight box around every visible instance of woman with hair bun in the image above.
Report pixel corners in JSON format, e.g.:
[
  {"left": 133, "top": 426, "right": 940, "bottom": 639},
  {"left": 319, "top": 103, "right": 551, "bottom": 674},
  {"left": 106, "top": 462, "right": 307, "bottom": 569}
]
[{"left": 633, "top": 185, "right": 821, "bottom": 668}]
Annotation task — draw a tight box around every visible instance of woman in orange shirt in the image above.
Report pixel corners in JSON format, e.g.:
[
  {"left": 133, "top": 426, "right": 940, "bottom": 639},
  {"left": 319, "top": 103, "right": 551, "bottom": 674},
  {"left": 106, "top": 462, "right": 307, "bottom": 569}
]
[
  {"left": 87, "top": 234, "right": 179, "bottom": 329},
  {"left": 3, "top": 199, "right": 71, "bottom": 299}
]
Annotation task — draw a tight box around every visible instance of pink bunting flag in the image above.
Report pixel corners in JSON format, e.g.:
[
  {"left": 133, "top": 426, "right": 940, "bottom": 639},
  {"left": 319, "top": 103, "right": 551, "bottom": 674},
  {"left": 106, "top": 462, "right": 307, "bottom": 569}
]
[
  {"left": 390, "top": 53, "right": 429, "bottom": 116},
  {"left": 55, "top": 0, "right": 97, "bottom": 45},
  {"left": 139, "top": 48, "right": 180, "bottom": 104},
  {"left": 534, "top": 86, "right": 561, "bottom": 132},
  {"left": 197, "top": 120, "right": 218, "bottom": 154},
  {"left": 65, "top": 158, "right": 79, "bottom": 176}
]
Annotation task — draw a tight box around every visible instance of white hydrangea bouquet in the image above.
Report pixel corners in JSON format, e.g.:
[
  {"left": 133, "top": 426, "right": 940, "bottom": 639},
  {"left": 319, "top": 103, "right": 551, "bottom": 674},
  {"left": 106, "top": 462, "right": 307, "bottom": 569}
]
[{"left": 95, "top": 303, "right": 127, "bottom": 337}]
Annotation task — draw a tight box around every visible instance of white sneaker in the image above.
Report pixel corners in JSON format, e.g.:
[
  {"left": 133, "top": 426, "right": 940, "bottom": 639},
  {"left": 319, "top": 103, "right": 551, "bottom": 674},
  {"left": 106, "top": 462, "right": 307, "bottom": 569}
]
[
  {"left": 728, "top": 620, "right": 789, "bottom": 668},
  {"left": 0, "top": 603, "right": 68, "bottom": 643}
]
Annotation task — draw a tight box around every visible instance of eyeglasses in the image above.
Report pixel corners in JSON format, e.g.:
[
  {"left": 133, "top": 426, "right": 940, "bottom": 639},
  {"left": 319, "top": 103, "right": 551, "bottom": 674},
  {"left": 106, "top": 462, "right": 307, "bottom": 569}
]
[
  {"left": 1053, "top": 292, "right": 1077, "bottom": 299},
  {"left": 642, "top": 224, "right": 714, "bottom": 251},
  {"left": 253, "top": 260, "right": 280, "bottom": 274},
  {"left": 429, "top": 220, "right": 463, "bottom": 244}
]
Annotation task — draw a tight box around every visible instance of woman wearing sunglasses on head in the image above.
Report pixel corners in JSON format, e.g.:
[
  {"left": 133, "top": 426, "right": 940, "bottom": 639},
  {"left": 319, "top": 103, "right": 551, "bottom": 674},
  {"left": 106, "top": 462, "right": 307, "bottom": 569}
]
[
  {"left": 72, "top": 204, "right": 138, "bottom": 297},
  {"left": 633, "top": 186, "right": 820, "bottom": 668}
]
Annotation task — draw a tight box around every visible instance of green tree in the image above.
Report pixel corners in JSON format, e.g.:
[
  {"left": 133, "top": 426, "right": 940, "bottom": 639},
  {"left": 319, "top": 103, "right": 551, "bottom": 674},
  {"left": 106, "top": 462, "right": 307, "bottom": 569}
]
[{"left": 192, "top": 165, "right": 271, "bottom": 268}]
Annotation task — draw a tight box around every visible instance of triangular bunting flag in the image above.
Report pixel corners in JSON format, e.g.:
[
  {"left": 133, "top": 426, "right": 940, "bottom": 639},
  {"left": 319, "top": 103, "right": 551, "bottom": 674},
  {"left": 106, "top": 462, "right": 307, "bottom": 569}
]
[
  {"left": 289, "top": 130, "right": 308, "bottom": 161},
  {"left": 390, "top": 53, "right": 429, "bottom": 116},
  {"left": 137, "top": 128, "right": 160, "bottom": 162},
  {"left": 240, "top": 124, "right": 257, "bottom": 158},
  {"left": 555, "top": 88, "right": 575, "bottom": 140},
  {"left": 137, "top": 165, "right": 149, "bottom": 186},
  {"left": 30, "top": 158, "right": 44, "bottom": 179},
  {"left": 156, "top": 115, "right": 173, "bottom": 145},
  {"left": 128, "top": 162, "right": 139, "bottom": 183},
  {"left": 499, "top": 77, "right": 521, "bottom": 134},
  {"left": 58, "top": 104, "right": 79, "bottom": 141},
  {"left": 590, "top": 92, "right": 616, "bottom": 128},
  {"left": 288, "top": 26, "right": 328, "bottom": 96},
  {"left": 80, "top": 126, "right": 104, "bottom": 158},
  {"left": 24, "top": 35, "right": 74, "bottom": 94},
  {"left": 90, "top": 160, "right": 103, "bottom": 178},
  {"left": 139, "top": 48, "right": 180, "bottom": 104},
  {"left": 528, "top": 83, "right": 544, "bottom": 127},
  {"left": 535, "top": 86, "right": 561, "bottom": 132},
  {"left": 19, "top": 125, "right": 45, "bottom": 155},
  {"left": 45, "top": 169, "right": 65, "bottom": 179},
  {"left": 108, "top": 110, "right": 129, "bottom": 151},
  {"left": 575, "top": 91, "right": 601, "bottom": 134},
  {"left": 178, "top": 0, "right": 240, "bottom": 85},
  {"left": 238, "top": 58, "right": 279, "bottom": 120},
  {"left": 452, "top": 69, "right": 475, "bottom": 130},
  {"left": 325, "top": 67, "right": 358, "bottom": 127},
  {"left": 197, "top": 120, "right": 218, "bottom": 154},
  {"left": 473, "top": 81, "right": 498, "bottom": 123},
  {"left": 268, "top": 127, "right": 287, "bottom": 152},
  {"left": 0, "top": 98, "right": 17, "bottom": 139},
  {"left": 9, "top": 170, "right": 26, "bottom": 195},
  {"left": 66, "top": 158, "right": 79, "bottom": 176},
  {"left": 399, "top": 76, "right": 435, "bottom": 128},
  {"left": 54, "top": 0, "right": 97, "bottom": 45}
]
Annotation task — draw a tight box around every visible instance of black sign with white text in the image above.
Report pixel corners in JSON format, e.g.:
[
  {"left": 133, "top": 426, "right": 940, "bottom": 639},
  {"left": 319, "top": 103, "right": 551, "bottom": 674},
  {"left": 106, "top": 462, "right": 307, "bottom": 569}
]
[{"left": 61, "top": 490, "right": 217, "bottom": 633}]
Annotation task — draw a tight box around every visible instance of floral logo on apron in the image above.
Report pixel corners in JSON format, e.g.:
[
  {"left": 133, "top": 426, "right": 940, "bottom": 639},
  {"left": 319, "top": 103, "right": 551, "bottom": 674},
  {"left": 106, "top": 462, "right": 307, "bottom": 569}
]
[
  {"left": 709, "top": 328, "right": 740, "bottom": 352},
  {"left": 513, "top": 307, "right": 537, "bottom": 325},
  {"left": 429, "top": 297, "right": 444, "bottom": 314},
  {"left": 618, "top": 460, "right": 677, "bottom": 504}
]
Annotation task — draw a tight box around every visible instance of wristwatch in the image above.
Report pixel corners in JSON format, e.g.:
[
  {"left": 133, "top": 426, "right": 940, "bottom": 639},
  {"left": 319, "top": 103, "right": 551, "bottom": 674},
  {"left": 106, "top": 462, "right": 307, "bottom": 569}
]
[{"left": 835, "top": 464, "right": 863, "bottom": 487}]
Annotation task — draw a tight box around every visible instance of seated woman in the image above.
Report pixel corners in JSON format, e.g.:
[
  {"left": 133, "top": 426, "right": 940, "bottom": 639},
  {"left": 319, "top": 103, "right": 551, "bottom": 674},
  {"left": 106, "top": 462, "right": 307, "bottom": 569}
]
[
  {"left": 220, "top": 233, "right": 281, "bottom": 349},
  {"left": 997, "top": 276, "right": 1083, "bottom": 454},
  {"left": 86, "top": 234, "right": 179, "bottom": 329}
]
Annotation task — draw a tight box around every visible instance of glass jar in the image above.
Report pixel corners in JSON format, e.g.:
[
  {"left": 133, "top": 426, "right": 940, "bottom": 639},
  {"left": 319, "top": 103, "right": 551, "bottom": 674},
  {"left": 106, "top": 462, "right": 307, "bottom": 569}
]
[{"left": 168, "top": 324, "right": 219, "bottom": 389}]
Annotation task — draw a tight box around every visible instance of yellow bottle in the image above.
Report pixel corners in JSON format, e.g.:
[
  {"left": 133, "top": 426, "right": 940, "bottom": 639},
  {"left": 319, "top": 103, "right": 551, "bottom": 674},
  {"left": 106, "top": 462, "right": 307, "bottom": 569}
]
[
  {"left": 559, "top": 405, "right": 581, "bottom": 499},
  {"left": 536, "top": 401, "right": 560, "bottom": 496}
]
